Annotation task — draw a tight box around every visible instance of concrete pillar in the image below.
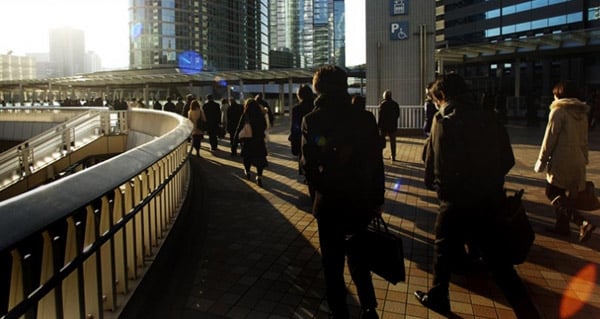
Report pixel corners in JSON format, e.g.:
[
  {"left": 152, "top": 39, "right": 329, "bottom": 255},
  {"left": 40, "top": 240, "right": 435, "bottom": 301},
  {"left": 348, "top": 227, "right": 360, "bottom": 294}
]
[{"left": 288, "top": 78, "right": 294, "bottom": 114}]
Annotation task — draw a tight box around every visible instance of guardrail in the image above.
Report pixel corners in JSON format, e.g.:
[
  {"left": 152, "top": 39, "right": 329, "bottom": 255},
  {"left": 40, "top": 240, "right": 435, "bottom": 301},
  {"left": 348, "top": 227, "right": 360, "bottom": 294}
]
[
  {"left": 0, "top": 109, "right": 193, "bottom": 319},
  {"left": 0, "top": 109, "right": 128, "bottom": 196},
  {"left": 366, "top": 105, "right": 425, "bottom": 130}
]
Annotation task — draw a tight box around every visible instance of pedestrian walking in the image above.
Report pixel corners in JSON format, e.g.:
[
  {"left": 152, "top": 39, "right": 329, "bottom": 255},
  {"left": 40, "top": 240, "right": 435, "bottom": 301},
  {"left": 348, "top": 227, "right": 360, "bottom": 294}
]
[
  {"left": 378, "top": 90, "right": 400, "bottom": 161},
  {"left": 235, "top": 98, "right": 268, "bottom": 187},
  {"left": 417, "top": 73, "right": 540, "bottom": 318},
  {"left": 534, "top": 80, "right": 596, "bottom": 242},
  {"left": 301, "top": 65, "right": 384, "bottom": 319}
]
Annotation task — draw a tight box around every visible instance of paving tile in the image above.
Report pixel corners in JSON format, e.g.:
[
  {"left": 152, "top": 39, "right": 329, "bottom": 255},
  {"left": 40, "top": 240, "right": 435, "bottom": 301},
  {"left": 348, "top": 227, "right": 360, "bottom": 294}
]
[{"left": 127, "top": 118, "right": 600, "bottom": 318}]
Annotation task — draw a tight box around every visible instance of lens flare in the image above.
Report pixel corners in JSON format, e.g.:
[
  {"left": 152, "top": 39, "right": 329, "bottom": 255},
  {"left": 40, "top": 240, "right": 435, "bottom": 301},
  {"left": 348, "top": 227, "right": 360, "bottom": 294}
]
[
  {"left": 559, "top": 263, "right": 597, "bottom": 318},
  {"left": 177, "top": 51, "right": 204, "bottom": 75},
  {"left": 131, "top": 22, "right": 143, "bottom": 40},
  {"left": 214, "top": 76, "right": 227, "bottom": 87},
  {"left": 393, "top": 180, "right": 401, "bottom": 192}
]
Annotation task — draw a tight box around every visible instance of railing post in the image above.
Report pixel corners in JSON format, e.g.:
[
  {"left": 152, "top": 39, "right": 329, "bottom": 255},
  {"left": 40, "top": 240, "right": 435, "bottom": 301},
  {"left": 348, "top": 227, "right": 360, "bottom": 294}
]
[
  {"left": 37, "top": 231, "right": 58, "bottom": 319},
  {"left": 99, "top": 196, "right": 116, "bottom": 311},
  {"left": 82, "top": 206, "right": 101, "bottom": 319},
  {"left": 112, "top": 187, "right": 128, "bottom": 294}
]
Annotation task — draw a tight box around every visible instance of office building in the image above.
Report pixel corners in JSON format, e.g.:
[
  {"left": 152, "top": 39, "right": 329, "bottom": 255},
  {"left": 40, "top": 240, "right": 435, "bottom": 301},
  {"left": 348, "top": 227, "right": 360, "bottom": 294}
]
[
  {"left": 436, "top": 0, "right": 600, "bottom": 107},
  {"left": 0, "top": 53, "right": 36, "bottom": 81},
  {"left": 268, "top": 0, "right": 345, "bottom": 68},
  {"left": 129, "top": 0, "right": 269, "bottom": 71},
  {"left": 84, "top": 51, "right": 102, "bottom": 74},
  {"left": 365, "top": 1, "right": 436, "bottom": 106},
  {"left": 49, "top": 27, "right": 85, "bottom": 77}
]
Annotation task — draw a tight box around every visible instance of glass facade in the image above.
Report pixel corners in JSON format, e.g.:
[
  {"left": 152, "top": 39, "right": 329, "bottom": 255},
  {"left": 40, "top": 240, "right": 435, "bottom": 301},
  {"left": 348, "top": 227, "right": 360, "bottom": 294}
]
[
  {"left": 440, "top": 0, "right": 597, "bottom": 46},
  {"left": 129, "top": 0, "right": 269, "bottom": 71},
  {"left": 437, "top": 0, "right": 600, "bottom": 116},
  {"left": 268, "top": 0, "right": 345, "bottom": 68}
]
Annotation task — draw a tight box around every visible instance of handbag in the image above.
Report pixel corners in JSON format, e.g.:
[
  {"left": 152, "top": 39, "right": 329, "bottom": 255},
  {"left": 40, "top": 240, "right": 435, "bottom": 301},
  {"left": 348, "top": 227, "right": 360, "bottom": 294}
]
[
  {"left": 347, "top": 216, "right": 406, "bottom": 285},
  {"left": 495, "top": 189, "right": 535, "bottom": 265},
  {"left": 568, "top": 181, "right": 600, "bottom": 211},
  {"left": 238, "top": 122, "right": 253, "bottom": 139}
]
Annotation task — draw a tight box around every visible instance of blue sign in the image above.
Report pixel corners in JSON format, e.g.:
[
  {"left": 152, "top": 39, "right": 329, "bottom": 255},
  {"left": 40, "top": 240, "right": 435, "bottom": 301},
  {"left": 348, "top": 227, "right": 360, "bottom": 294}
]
[
  {"left": 390, "top": 21, "right": 409, "bottom": 40},
  {"left": 390, "top": 0, "right": 408, "bottom": 16}
]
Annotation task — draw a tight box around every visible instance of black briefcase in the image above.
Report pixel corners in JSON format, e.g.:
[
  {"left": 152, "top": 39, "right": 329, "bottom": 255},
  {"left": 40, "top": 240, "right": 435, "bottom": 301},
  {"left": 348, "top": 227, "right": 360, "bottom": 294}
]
[{"left": 348, "top": 216, "right": 406, "bottom": 284}]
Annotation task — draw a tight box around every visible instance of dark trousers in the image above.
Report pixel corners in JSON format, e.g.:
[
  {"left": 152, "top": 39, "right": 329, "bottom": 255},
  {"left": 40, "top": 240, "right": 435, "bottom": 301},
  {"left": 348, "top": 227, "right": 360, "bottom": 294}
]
[
  {"left": 191, "top": 134, "right": 202, "bottom": 155},
  {"left": 208, "top": 131, "right": 218, "bottom": 150},
  {"left": 317, "top": 216, "right": 377, "bottom": 316},
  {"left": 243, "top": 158, "right": 264, "bottom": 176},
  {"left": 545, "top": 182, "right": 586, "bottom": 226},
  {"left": 380, "top": 130, "right": 397, "bottom": 159},
  {"left": 229, "top": 133, "right": 239, "bottom": 155},
  {"left": 431, "top": 199, "right": 539, "bottom": 318}
]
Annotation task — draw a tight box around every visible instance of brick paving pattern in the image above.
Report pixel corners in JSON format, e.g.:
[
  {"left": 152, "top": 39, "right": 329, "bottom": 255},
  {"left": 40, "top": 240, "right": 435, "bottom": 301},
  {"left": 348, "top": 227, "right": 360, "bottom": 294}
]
[{"left": 122, "top": 115, "right": 600, "bottom": 319}]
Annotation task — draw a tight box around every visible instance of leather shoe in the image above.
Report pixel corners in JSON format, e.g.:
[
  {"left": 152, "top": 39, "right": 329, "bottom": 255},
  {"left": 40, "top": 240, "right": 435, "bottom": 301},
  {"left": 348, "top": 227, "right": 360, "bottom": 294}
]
[
  {"left": 579, "top": 221, "right": 596, "bottom": 243},
  {"left": 414, "top": 290, "right": 450, "bottom": 315}
]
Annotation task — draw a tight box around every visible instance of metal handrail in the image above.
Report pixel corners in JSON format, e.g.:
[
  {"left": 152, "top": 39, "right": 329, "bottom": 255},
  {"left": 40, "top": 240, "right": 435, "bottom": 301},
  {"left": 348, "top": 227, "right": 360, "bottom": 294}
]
[
  {"left": 0, "top": 109, "right": 120, "bottom": 192},
  {"left": 366, "top": 105, "right": 425, "bottom": 129},
  {"left": 0, "top": 109, "right": 193, "bottom": 319}
]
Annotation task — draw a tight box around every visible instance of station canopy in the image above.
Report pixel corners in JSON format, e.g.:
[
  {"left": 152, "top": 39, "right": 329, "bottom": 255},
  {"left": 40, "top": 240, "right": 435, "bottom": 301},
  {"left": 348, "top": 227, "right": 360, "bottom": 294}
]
[
  {"left": 436, "top": 27, "right": 600, "bottom": 63},
  {"left": 0, "top": 66, "right": 365, "bottom": 90}
]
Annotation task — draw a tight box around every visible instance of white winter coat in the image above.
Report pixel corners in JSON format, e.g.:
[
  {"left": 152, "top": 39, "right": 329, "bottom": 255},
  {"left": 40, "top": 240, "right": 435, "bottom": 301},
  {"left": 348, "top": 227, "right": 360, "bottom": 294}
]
[{"left": 538, "top": 98, "right": 589, "bottom": 194}]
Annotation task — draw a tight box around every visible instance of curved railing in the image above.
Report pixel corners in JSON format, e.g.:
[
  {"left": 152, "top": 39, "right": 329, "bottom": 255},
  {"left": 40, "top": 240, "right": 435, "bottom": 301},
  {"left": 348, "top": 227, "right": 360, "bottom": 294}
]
[{"left": 0, "top": 109, "right": 193, "bottom": 319}]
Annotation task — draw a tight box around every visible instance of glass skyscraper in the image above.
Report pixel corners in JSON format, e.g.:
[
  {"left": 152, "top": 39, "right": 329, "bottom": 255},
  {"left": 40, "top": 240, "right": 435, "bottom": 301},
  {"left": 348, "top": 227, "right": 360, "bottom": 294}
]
[
  {"left": 129, "top": 0, "right": 269, "bottom": 71},
  {"left": 269, "top": 0, "right": 345, "bottom": 68}
]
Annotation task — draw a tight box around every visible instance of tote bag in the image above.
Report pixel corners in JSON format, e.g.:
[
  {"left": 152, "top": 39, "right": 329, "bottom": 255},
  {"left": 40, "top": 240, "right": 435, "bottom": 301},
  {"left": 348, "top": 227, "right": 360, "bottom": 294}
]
[
  {"left": 347, "top": 216, "right": 406, "bottom": 284},
  {"left": 238, "top": 122, "right": 253, "bottom": 139}
]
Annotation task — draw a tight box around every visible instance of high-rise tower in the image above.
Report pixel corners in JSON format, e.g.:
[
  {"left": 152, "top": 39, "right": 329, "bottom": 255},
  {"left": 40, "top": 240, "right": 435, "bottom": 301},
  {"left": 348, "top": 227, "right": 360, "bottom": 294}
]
[
  {"left": 49, "top": 27, "right": 85, "bottom": 77},
  {"left": 129, "top": 0, "right": 269, "bottom": 71},
  {"left": 269, "top": 0, "right": 345, "bottom": 68}
]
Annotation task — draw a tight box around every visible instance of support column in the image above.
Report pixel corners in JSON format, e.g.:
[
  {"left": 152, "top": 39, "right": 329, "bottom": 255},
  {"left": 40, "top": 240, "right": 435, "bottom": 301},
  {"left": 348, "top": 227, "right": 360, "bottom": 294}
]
[
  {"left": 288, "top": 78, "right": 294, "bottom": 115},
  {"left": 239, "top": 79, "right": 245, "bottom": 100}
]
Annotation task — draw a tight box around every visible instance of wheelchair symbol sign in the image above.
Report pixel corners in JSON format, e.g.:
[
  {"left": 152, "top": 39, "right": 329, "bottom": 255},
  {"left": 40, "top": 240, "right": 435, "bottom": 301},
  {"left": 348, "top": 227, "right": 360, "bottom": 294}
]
[{"left": 390, "top": 22, "right": 409, "bottom": 40}]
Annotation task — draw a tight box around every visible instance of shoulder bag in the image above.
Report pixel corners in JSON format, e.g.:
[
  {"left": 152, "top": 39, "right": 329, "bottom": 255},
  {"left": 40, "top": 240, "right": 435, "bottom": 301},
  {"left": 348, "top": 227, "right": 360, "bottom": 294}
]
[{"left": 238, "top": 121, "right": 253, "bottom": 139}]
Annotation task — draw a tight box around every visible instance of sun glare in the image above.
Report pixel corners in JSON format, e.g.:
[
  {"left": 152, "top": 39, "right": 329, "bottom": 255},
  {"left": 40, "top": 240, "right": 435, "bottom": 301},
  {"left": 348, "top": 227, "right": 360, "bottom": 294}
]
[{"left": 0, "top": 0, "right": 129, "bottom": 68}]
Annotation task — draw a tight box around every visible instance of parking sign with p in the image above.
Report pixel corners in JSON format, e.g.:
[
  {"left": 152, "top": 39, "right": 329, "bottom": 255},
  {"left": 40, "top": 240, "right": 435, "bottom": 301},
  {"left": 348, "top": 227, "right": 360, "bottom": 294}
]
[{"left": 390, "top": 21, "right": 409, "bottom": 40}]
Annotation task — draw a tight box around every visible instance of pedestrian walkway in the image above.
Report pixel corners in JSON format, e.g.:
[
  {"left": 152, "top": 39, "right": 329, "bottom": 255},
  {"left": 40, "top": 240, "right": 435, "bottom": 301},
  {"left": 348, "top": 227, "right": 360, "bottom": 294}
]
[{"left": 120, "top": 116, "right": 600, "bottom": 319}]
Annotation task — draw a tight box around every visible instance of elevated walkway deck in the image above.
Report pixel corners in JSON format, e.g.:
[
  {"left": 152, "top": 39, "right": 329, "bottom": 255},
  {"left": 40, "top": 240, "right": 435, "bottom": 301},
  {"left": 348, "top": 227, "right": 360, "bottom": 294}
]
[{"left": 120, "top": 117, "right": 600, "bottom": 318}]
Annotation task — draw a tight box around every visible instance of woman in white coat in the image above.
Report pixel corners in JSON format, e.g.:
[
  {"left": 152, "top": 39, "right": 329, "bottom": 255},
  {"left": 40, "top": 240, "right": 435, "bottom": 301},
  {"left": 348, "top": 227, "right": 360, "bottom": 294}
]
[{"left": 534, "top": 80, "right": 596, "bottom": 242}]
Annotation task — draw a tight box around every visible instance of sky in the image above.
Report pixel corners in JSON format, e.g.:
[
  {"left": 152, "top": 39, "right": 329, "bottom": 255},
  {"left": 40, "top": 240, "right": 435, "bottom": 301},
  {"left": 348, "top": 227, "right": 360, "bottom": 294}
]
[{"left": 0, "top": 0, "right": 365, "bottom": 70}]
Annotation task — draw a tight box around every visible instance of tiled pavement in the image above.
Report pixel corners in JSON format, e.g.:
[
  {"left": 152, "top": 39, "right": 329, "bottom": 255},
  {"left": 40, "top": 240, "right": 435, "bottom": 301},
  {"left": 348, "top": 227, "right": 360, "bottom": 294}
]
[{"left": 121, "top": 115, "right": 600, "bottom": 319}]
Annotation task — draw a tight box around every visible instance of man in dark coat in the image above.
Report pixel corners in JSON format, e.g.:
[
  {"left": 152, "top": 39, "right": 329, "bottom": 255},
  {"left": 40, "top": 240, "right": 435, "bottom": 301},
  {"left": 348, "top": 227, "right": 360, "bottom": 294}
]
[
  {"left": 377, "top": 90, "right": 400, "bottom": 161},
  {"left": 289, "top": 84, "right": 314, "bottom": 177},
  {"left": 417, "top": 73, "right": 539, "bottom": 318},
  {"left": 301, "top": 65, "right": 384, "bottom": 319},
  {"left": 202, "top": 94, "right": 222, "bottom": 150},
  {"left": 226, "top": 98, "right": 244, "bottom": 156},
  {"left": 181, "top": 94, "right": 194, "bottom": 117}
]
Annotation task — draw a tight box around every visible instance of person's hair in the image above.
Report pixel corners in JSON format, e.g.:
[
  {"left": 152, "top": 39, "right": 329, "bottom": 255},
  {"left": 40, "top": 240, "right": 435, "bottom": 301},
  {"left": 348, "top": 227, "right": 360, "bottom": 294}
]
[
  {"left": 206, "top": 94, "right": 214, "bottom": 100},
  {"left": 244, "top": 98, "right": 259, "bottom": 111},
  {"left": 430, "top": 73, "right": 468, "bottom": 102},
  {"left": 425, "top": 82, "right": 435, "bottom": 100},
  {"left": 221, "top": 98, "right": 229, "bottom": 104},
  {"left": 297, "top": 84, "right": 314, "bottom": 102},
  {"left": 382, "top": 90, "right": 392, "bottom": 100},
  {"left": 553, "top": 81, "right": 579, "bottom": 99},
  {"left": 352, "top": 94, "right": 366, "bottom": 110},
  {"left": 190, "top": 99, "right": 201, "bottom": 110},
  {"left": 312, "top": 65, "right": 348, "bottom": 95}
]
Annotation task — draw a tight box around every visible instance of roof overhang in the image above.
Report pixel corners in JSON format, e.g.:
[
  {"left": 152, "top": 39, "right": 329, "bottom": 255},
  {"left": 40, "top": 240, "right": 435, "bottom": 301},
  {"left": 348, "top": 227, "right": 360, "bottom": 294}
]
[{"left": 436, "top": 27, "right": 600, "bottom": 64}]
